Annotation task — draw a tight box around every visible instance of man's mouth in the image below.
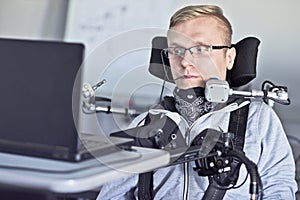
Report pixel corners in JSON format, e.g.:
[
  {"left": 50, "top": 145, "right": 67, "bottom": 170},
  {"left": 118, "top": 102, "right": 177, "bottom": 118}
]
[{"left": 183, "top": 75, "right": 198, "bottom": 79}]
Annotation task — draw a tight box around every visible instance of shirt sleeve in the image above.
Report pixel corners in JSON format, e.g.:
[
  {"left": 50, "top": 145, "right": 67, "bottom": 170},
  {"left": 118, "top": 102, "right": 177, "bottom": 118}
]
[
  {"left": 96, "top": 175, "right": 138, "bottom": 200},
  {"left": 255, "top": 102, "right": 298, "bottom": 199}
]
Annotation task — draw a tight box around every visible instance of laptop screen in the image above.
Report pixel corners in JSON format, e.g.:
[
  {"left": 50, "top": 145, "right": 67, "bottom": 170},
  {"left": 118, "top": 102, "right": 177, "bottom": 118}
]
[{"left": 0, "top": 38, "right": 84, "bottom": 153}]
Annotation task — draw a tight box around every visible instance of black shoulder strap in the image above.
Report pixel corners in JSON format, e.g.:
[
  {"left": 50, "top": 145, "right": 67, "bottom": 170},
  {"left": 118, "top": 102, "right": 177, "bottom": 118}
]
[
  {"left": 138, "top": 171, "right": 154, "bottom": 200},
  {"left": 203, "top": 102, "right": 250, "bottom": 200},
  {"left": 137, "top": 114, "right": 153, "bottom": 200},
  {"left": 137, "top": 96, "right": 175, "bottom": 200},
  {"left": 228, "top": 103, "right": 249, "bottom": 151}
]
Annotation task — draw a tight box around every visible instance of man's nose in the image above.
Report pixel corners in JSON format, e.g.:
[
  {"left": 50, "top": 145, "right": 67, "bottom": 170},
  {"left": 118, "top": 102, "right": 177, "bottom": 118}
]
[{"left": 180, "top": 50, "right": 194, "bottom": 68}]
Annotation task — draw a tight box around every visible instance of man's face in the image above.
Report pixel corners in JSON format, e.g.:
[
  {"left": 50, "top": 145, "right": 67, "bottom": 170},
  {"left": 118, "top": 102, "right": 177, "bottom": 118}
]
[{"left": 167, "top": 16, "right": 236, "bottom": 89}]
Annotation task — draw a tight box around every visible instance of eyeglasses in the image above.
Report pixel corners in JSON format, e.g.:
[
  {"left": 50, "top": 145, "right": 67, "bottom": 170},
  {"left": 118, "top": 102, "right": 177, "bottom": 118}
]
[{"left": 163, "top": 45, "right": 231, "bottom": 58}]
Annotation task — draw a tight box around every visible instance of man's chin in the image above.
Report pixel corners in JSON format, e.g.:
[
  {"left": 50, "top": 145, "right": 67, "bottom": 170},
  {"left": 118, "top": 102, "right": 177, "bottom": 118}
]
[{"left": 175, "top": 80, "right": 205, "bottom": 89}]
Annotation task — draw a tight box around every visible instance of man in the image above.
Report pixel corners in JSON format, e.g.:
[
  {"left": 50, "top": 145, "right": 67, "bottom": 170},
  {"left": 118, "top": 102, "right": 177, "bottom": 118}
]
[{"left": 97, "top": 5, "right": 297, "bottom": 199}]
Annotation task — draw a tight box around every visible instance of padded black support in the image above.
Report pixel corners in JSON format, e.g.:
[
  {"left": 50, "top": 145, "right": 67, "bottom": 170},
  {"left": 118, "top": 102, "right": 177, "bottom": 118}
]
[
  {"left": 148, "top": 36, "right": 173, "bottom": 82},
  {"left": 227, "top": 37, "right": 260, "bottom": 87},
  {"left": 148, "top": 36, "right": 260, "bottom": 87}
]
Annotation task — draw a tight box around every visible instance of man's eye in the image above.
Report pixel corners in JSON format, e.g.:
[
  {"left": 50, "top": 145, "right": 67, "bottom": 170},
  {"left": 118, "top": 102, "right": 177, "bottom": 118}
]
[
  {"left": 195, "top": 46, "right": 206, "bottom": 52},
  {"left": 173, "top": 48, "right": 183, "bottom": 55}
]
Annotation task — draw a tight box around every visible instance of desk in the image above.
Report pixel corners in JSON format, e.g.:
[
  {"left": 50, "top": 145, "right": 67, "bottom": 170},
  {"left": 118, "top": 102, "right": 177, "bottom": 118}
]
[{"left": 0, "top": 147, "right": 169, "bottom": 193}]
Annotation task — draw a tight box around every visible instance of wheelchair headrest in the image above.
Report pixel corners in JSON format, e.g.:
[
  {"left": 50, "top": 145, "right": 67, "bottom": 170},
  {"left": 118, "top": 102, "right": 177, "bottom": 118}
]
[{"left": 148, "top": 36, "right": 260, "bottom": 87}]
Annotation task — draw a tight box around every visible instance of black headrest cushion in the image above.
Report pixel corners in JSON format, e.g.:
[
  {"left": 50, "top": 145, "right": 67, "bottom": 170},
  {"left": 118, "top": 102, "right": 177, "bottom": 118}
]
[{"left": 148, "top": 36, "right": 260, "bottom": 87}]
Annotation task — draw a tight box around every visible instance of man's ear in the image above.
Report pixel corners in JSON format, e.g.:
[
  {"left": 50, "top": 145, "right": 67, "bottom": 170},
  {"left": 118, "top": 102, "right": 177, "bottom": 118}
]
[{"left": 226, "top": 47, "right": 236, "bottom": 70}]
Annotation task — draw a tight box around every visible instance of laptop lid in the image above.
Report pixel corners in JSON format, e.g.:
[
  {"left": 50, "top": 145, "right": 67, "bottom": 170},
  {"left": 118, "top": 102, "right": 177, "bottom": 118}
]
[{"left": 0, "top": 38, "right": 84, "bottom": 158}]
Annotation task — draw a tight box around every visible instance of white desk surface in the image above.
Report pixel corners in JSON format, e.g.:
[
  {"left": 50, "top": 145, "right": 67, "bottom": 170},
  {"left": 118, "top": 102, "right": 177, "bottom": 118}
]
[{"left": 0, "top": 146, "right": 170, "bottom": 193}]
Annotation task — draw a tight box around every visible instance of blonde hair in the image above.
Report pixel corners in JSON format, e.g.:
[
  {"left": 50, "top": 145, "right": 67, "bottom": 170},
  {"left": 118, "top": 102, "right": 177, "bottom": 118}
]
[{"left": 169, "top": 5, "right": 232, "bottom": 45}]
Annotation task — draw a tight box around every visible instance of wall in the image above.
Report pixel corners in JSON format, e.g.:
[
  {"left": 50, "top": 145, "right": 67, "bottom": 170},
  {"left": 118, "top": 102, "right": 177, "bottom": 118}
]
[{"left": 0, "top": 0, "right": 68, "bottom": 40}]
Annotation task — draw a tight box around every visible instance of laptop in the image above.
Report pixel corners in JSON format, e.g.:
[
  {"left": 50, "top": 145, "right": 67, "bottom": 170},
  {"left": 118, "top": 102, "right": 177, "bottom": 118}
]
[{"left": 0, "top": 38, "right": 133, "bottom": 162}]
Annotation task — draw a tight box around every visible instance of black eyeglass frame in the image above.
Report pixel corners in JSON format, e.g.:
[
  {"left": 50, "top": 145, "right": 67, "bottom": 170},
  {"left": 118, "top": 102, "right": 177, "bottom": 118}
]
[{"left": 163, "top": 45, "right": 232, "bottom": 58}]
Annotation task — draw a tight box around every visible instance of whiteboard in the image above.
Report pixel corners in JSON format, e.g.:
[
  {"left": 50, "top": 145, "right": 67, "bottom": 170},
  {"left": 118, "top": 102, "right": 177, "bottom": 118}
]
[
  {"left": 65, "top": 0, "right": 174, "bottom": 54},
  {"left": 64, "top": 0, "right": 177, "bottom": 134},
  {"left": 64, "top": 0, "right": 176, "bottom": 98}
]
